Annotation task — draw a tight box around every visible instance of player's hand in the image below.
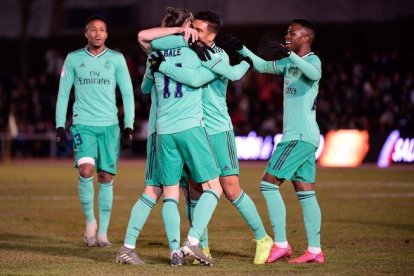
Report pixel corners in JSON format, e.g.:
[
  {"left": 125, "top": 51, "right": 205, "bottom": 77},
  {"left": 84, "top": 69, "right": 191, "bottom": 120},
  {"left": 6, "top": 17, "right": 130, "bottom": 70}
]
[
  {"left": 216, "top": 34, "right": 244, "bottom": 51},
  {"left": 264, "top": 41, "right": 291, "bottom": 58},
  {"left": 56, "top": 127, "right": 67, "bottom": 152},
  {"left": 189, "top": 40, "right": 213, "bottom": 62},
  {"left": 180, "top": 27, "right": 199, "bottom": 43},
  {"left": 149, "top": 50, "right": 165, "bottom": 72},
  {"left": 121, "top": 128, "right": 133, "bottom": 150},
  {"left": 240, "top": 56, "right": 253, "bottom": 70}
]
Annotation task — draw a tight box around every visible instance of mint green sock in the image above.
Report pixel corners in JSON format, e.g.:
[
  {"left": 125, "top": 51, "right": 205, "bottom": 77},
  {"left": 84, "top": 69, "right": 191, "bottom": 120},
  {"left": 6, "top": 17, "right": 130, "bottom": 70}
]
[
  {"left": 78, "top": 176, "right": 95, "bottom": 223},
  {"left": 260, "top": 181, "right": 287, "bottom": 242},
  {"left": 297, "top": 191, "right": 321, "bottom": 247},
  {"left": 162, "top": 198, "right": 180, "bottom": 251},
  {"left": 98, "top": 181, "right": 113, "bottom": 235},
  {"left": 188, "top": 190, "right": 220, "bottom": 240},
  {"left": 124, "top": 193, "right": 156, "bottom": 247},
  {"left": 190, "top": 199, "right": 209, "bottom": 249},
  {"left": 232, "top": 191, "right": 267, "bottom": 240}
]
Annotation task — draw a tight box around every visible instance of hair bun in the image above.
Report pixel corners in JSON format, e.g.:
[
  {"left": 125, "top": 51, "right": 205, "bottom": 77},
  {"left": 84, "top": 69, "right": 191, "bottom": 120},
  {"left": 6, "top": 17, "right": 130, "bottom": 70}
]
[{"left": 166, "top": 7, "right": 177, "bottom": 15}]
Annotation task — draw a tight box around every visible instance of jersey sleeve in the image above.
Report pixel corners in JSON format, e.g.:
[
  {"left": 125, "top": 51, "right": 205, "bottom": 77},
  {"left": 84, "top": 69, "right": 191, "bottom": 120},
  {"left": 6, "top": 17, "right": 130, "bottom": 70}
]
[
  {"left": 141, "top": 60, "right": 154, "bottom": 94},
  {"left": 151, "top": 35, "right": 187, "bottom": 50},
  {"left": 201, "top": 53, "right": 249, "bottom": 81},
  {"left": 55, "top": 55, "right": 75, "bottom": 128},
  {"left": 159, "top": 61, "right": 216, "bottom": 87},
  {"left": 116, "top": 55, "right": 135, "bottom": 129},
  {"left": 238, "top": 46, "right": 285, "bottom": 74},
  {"left": 288, "top": 52, "right": 322, "bottom": 81}
]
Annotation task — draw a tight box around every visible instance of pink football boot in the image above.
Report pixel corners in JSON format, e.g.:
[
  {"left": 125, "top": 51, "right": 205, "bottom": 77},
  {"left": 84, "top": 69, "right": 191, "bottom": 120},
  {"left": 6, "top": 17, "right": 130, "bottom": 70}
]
[
  {"left": 266, "top": 244, "right": 292, "bottom": 263},
  {"left": 288, "top": 250, "right": 325, "bottom": 264}
]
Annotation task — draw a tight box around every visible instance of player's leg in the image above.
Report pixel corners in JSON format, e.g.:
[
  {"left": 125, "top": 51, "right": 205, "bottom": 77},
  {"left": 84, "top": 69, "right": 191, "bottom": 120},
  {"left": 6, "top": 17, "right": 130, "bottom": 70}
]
[
  {"left": 262, "top": 140, "right": 307, "bottom": 262},
  {"left": 177, "top": 127, "right": 221, "bottom": 265},
  {"left": 70, "top": 124, "right": 98, "bottom": 247},
  {"left": 95, "top": 124, "right": 120, "bottom": 247},
  {"left": 288, "top": 146, "right": 324, "bottom": 264},
  {"left": 183, "top": 179, "right": 211, "bottom": 264},
  {"left": 211, "top": 130, "right": 271, "bottom": 264},
  {"left": 156, "top": 133, "right": 186, "bottom": 266},
  {"left": 117, "top": 133, "right": 161, "bottom": 264}
]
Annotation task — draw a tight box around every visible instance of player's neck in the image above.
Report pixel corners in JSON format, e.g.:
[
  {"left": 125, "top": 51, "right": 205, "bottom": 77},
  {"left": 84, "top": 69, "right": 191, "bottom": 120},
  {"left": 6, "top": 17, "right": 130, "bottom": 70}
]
[
  {"left": 295, "top": 46, "right": 312, "bottom": 57},
  {"left": 87, "top": 45, "right": 106, "bottom": 56}
]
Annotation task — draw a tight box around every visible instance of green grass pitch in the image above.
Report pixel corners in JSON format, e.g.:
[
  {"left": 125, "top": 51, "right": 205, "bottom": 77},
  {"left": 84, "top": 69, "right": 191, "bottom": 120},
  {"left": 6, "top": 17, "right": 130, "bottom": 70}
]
[{"left": 1, "top": 161, "right": 413, "bottom": 274}]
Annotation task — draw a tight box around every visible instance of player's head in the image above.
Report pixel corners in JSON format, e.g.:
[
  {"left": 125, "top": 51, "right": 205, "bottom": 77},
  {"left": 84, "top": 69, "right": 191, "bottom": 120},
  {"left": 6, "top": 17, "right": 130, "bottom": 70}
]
[
  {"left": 161, "top": 7, "right": 194, "bottom": 28},
  {"left": 285, "top": 18, "right": 315, "bottom": 53},
  {"left": 84, "top": 15, "right": 108, "bottom": 49},
  {"left": 193, "top": 11, "right": 221, "bottom": 46}
]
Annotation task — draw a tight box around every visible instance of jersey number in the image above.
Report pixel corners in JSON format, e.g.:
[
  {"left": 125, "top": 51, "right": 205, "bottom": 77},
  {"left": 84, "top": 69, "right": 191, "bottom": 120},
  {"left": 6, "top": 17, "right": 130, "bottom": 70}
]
[{"left": 163, "top": 63, "right": 183, "bottom": 99}]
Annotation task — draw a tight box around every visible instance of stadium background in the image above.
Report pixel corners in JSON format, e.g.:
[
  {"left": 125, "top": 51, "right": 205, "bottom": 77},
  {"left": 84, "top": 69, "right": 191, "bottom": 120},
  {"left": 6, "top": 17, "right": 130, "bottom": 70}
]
[
  {"left": 0, "top": 0, "right": 413, "bottom": 167},
  {"left": 0, "top": 1, "right": 414, "bottom": 274}
]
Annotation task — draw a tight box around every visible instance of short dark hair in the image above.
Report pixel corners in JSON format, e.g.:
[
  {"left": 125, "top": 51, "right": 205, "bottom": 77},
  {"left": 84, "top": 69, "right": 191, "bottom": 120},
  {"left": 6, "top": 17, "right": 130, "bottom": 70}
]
[
  {"left": 194, "top": 11, "right": 221, "bottom": 33},
  {"left": 85, "top": 15, "right": 107, "bottom": 29},
  {"left": 292, "top": 18, "right": 315, "bottom": 40}
]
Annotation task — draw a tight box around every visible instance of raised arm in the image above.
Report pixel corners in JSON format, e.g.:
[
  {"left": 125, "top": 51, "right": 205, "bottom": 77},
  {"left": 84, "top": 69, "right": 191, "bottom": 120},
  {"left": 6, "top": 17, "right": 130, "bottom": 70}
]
[
  {"left": 239, "top": 46, "right": 283, "bottom": 74},
  {"left": 201, "top": 56, "right": 250, "bottom": 81},
  {"left": 288, "top": 52, "right": 321, "bottom": 81},
  {"left": 159, "top": 61, "right": 216, "bottom": 88},
  {"left": 138, "top": 27, "right": 198, "bottom": 54}
]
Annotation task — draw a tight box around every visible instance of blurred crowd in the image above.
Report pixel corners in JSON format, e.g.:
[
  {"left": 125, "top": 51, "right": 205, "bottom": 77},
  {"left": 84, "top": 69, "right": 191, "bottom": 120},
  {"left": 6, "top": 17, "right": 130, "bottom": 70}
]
[{"left": 0, "top": 47, "right": 413, "bottom": 145}]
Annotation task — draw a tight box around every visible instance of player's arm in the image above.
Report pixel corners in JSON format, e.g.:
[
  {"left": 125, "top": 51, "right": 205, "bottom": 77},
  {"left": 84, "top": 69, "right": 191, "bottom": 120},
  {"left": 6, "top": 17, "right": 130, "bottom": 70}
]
[
  {"left": 138, "top": 27, "right": 197, "bottom": 54},
  {"left": 238, "top": 46, "right": 284, "bottom": 74},
  {"left": 116, "top": 55, "right": 135, "bottom": 130},
  {"left": 288, "top": 52, "right": 321, "bottom": 81},
  {"left": 202, "top": 57, "right": 250, "bottom": 81},
  {"left": 159, "top": 61, "right": 216, "bottom": 88},
  {"left": 141, "top": 61, "right": 154, "bottom": 94},
  {"left": 55, "top": 55, "right": 75, "bottom": 128}
]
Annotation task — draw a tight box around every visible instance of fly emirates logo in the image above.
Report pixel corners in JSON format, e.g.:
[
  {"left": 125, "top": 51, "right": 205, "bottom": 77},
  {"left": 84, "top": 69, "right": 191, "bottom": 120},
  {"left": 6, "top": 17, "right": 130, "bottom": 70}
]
[{"left": 78, "top": 71, "right": 110, "bottom": 85}]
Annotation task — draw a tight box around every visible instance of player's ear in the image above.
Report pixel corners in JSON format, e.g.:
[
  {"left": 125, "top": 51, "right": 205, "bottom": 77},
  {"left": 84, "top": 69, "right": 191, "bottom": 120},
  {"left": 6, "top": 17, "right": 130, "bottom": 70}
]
[{"left": 209, "top": 32, "right": 217, "bottom": 43}]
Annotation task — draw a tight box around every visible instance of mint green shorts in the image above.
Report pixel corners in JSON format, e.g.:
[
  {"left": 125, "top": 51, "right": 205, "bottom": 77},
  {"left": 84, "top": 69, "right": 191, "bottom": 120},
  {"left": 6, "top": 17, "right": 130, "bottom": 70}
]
[
  {"left": 70, "top": 124, "right": 120, "bottom": 175},
  {"left": 156, "top": 127, "right": 220, "bottom": 186},
  {"left": 209, "top": 130, "right": 239, "bottom": 177},
  {"left": 265, "top": 140, "right": 317, "bottom": 183},
  {"left": 144, "top": 132, "right": 160, "bottom": 186}
]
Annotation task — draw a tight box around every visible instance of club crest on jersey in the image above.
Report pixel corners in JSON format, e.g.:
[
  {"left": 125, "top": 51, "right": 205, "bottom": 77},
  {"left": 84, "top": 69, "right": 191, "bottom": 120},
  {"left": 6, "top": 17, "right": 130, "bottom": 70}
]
[
  {"left": 104, "top": 61, "right": 113, "bottom": 70},
  {"left": 288, "top": 66, "right": 299, "bottom": 77}
]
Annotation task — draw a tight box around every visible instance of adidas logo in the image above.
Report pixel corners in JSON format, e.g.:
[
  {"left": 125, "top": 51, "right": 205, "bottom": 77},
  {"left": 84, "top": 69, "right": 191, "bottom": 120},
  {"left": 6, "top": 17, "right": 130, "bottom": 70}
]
[
  {"left": 224, "top": 165, "right": 230, "bottom": 170},
  {"left": 79, "top": 63, "right": 85, "bottom": 68}
]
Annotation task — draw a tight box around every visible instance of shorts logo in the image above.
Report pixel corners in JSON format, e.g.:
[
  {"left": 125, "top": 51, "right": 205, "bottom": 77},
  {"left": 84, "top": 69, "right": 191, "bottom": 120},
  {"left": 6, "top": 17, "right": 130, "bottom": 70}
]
[{"left": 224, "top": 165, "right": 230, "bottom": 170}]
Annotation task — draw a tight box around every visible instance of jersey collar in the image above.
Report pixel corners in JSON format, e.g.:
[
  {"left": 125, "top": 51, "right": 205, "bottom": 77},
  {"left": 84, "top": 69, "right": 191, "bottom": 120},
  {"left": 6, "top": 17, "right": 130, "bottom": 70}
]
[
  {"left": 84, "top": 46, "right": 107, "bottom": 58},
  {"left": 300, "top": 52, "right": 314, "bottom": 58}
]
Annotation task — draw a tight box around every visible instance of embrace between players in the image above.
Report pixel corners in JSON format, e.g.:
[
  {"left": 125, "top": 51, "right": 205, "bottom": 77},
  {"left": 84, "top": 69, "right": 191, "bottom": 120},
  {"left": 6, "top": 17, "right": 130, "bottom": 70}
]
[{"left": 55, "top": 7, "right": 324, "bottom": 267}]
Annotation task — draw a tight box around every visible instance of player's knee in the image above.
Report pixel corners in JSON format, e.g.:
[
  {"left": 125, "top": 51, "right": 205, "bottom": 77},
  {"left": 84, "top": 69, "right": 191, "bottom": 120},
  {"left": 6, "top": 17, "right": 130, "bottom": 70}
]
[
  {"left": 98, "top": 171, "right": 113, "bottom": 183},
  {"left": 144, "top": 186, "right": 163, "bottom": 201},
  {"left": 79, "top": 163, "right": 94, "bottom": 178},
  {"left": 293, "top": 181, "right": 315, "bottom": 192},
  {"left": 202, "top": 178, "right": 223, "bottom": 197},
  {"left": 222, "top": 183, "right": 241, "bottom": 201},
  {"left": 262, "top": 172, "right": 283, "bottom": 186}
]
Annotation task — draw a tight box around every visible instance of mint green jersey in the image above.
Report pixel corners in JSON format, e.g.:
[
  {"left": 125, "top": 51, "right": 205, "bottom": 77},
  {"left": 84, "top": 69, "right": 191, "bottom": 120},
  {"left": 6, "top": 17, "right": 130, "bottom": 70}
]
[
  {"left": 141, "top": 60, "right": 157, "bottom": 137},
  {"left": 240, "top": 46, "right": 321, "bottom": 147},
  {"left": 151, "top": 35, "right": 250, "bottom": 81},
  {"left": 158, "top": 44, "right": 232, "bottom": 135},
  {"left": 56, "top": 47, "right": 134, "bottom": 129},
  {"left": 152, "top": 47, "right": 205, "bottom": 134}
]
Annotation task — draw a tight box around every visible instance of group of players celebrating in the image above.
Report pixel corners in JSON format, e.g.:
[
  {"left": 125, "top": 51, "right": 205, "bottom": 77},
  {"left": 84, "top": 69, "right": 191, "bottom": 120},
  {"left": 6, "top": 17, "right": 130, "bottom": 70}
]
[{"left": 55, "top": 6, "right": 324, "bottom": 267}]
